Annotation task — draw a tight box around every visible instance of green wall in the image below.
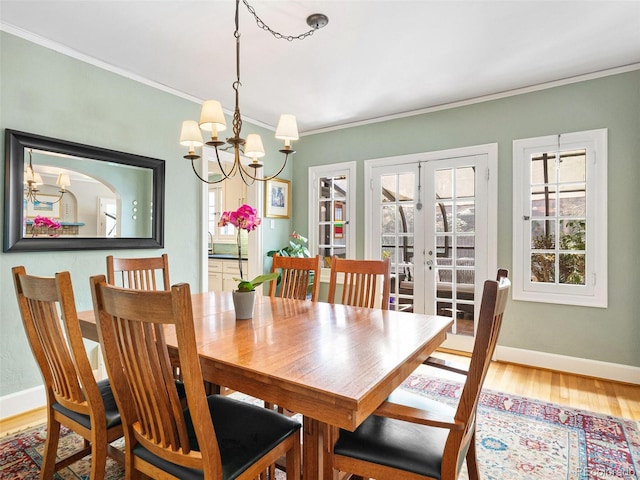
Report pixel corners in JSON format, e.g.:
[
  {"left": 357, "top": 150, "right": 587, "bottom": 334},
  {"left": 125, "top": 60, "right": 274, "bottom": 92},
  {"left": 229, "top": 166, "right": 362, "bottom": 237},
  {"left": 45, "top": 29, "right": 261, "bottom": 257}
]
[
  {"left": 0, "top": 32, "right": 291, "bottom": 398},
  {"left": 293, "top": 69, "right": 640, "bottom": 368}
]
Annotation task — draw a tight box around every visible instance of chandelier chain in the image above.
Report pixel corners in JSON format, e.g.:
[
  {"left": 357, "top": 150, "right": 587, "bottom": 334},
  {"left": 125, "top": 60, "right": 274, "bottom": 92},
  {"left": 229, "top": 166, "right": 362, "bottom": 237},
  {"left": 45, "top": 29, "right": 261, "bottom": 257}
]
[{"left": 241, "top": 0, "right": 318, "bottom": 41}]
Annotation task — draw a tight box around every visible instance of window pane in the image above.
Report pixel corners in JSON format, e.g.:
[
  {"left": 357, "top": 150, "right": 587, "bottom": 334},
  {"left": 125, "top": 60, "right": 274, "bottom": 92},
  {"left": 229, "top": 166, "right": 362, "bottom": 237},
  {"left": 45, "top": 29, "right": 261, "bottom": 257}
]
[
  {"left": 559, "top": 254, "right": 586, "bottom": 285},
  {"left": 531, "top": 220, "right": 556, "bottom": 249},
  {"left": 531, "top": 153, "right": 557, "bottom": 184},
  {"left": 559, "top": 220, "right": 585, "bottom": 251},
  {"left": 531, "top": 253, "right": 555, "bottom": 283},
  {"left": 559, "top": 184, "right": 586, "bottom": 216},
  {"left": 558, "top": 151, "right": 586, "bottom": 183},
  {"left": 531, "top": 186, "right": 557, "bottom": 217}
]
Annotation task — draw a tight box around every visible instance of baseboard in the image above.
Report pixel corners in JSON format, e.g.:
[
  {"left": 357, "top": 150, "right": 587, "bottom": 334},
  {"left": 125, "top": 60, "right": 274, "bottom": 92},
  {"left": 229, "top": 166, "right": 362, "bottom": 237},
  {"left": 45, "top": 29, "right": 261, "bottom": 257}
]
[
  {"left": 0, "top": 385, "right": 46, "bottom": 420},
  {"left": 495, "top": 346, "right": 640, "bottom": 385}
]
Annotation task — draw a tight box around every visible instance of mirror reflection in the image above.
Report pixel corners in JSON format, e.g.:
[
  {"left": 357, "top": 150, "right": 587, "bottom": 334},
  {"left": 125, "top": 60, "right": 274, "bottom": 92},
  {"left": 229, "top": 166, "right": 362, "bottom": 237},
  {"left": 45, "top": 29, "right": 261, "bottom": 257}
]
[{"left": 24, "top": 149, "right": 153, "bottom": 238}]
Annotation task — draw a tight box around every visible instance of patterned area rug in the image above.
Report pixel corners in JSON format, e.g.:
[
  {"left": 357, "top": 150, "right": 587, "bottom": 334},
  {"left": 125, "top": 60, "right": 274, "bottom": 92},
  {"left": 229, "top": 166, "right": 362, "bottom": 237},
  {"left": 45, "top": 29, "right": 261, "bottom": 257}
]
[{"left": 1, "top": 374, "right": 638, "bottom": 479}]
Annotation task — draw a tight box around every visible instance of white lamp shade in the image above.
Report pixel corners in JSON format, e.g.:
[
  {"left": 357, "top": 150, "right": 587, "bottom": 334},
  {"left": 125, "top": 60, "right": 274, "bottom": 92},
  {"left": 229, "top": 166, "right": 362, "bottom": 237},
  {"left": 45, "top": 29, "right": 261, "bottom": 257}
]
[
  {"left": 199, "top": 100, "right": 227, "bottom": 133},
  {"left": 56, "top": 173, "right": 71, "bottom": 188},
  {"left": 275, "top": 114, "right": 299, "bottom": 141},
  {"left": 28, "top": 170, "right": 43, "bottom": 185},
  {"left": 179, "top": 120, "right": 204, "bottom": 147},
  {"left": 244, "top": 134, "right": 265, "bottom": 158}
]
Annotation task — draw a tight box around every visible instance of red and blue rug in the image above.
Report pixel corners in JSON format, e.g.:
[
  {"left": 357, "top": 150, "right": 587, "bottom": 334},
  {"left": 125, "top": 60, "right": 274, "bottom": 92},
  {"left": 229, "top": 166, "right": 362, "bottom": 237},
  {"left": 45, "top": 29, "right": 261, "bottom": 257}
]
[{"left": 1, "top": 374, "right": 638, "bottom": 479}]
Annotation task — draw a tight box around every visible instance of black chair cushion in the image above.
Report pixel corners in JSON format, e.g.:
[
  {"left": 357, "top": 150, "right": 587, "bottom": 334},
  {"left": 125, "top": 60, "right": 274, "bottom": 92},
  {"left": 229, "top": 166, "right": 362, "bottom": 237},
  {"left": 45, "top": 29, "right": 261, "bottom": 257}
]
[
  {"left": 334, "top": 389, "right": 454, "bottom": 479},
  {"left": 52, "top": 378, "right": 121, "bottom": 429},
  {"left": 133, "top": 394, "right": 301, "bottom": 480}
]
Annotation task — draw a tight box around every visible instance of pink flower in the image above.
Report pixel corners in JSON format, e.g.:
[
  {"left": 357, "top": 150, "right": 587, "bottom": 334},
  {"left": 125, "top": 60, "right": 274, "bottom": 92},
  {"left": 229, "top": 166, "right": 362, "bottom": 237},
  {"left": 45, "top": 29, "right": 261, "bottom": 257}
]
[
  {"left": 220, "top": 204, "right": 261, "bottom": 232},
  {"left": 217, "top": 204, "right": 263, "bottom": 281},
  {"left": 33, "top": 215, "right": 61, "bottom": 230}
]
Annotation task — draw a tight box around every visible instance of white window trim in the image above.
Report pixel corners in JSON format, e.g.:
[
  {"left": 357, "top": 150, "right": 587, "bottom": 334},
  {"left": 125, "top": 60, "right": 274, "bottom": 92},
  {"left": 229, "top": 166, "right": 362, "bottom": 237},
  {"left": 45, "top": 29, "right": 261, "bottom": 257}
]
[
  {"left": 512, "top": 129, "right": 608, "bottom": 308},
  {"left": 308, "top": 161, "right": 357, "bottom": 282}
]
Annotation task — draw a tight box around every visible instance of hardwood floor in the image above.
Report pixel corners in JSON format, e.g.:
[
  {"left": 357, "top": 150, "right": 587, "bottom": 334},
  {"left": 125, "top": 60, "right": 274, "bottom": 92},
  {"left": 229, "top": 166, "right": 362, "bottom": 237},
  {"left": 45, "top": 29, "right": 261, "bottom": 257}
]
[
  {"left": 423, "top": 351, "right": 640, "bottom": 420},
  {"left": 2, "top": 352, "right": 639, "bottom": 437}
]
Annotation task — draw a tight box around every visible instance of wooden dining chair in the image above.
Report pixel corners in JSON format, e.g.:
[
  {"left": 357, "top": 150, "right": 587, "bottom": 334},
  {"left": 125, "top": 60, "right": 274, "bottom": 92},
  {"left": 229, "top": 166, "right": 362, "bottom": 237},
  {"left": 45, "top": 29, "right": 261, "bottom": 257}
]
[
  {"left": 326, "top": 271, "right": 511, "bottom": 480},
  {"left": 106, "top": 253, "right": 170, "bottom": 290},
  {"left": 269, "top": 254, "right": 322, "bottom": 301},
  {"left": 11, "top": 266, "right": 123, "bottom": 480},
  {"left": 90, "top": 275, "right": 302, "bottom": 480},
  {"left": 106, "top": 253, "right": 187, "bottom": 384},
  {"left": 327, "top": 256, "right": 391, "bottom": 309},
  {"left": 422, "top": 268, "right": 510, "bottom": 373}
]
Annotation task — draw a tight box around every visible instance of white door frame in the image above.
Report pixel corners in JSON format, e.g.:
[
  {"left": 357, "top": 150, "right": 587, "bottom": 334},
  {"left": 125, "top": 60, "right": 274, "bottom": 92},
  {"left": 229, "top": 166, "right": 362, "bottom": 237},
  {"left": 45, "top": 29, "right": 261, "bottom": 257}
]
[{"left": 200, "top": 149, "right": 263, "bottom": 293}]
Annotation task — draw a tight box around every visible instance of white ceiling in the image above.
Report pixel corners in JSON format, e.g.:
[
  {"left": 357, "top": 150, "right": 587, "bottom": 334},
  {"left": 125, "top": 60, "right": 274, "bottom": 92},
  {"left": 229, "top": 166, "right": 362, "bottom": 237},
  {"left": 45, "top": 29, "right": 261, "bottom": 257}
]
[{"left": 2, "top": 1, "right": 640, "bottom": 134}]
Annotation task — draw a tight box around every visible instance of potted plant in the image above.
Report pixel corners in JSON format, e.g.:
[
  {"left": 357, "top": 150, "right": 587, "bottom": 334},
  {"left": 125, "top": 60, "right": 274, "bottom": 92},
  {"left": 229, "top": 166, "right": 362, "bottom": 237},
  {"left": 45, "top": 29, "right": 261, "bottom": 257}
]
[{"left": 218, "top": 204, "right": 278, "bottom": 319}]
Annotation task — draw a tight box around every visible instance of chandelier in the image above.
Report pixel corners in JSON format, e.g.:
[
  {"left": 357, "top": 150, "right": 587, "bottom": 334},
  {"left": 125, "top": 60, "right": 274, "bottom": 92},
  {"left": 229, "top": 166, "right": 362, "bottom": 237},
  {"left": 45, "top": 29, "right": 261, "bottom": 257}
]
[
  {"left": 179, "top": 0, "right": 328, "bottom": 186},
  {"left": 24, "top": 149, "right": 70, "bottom": 205}
]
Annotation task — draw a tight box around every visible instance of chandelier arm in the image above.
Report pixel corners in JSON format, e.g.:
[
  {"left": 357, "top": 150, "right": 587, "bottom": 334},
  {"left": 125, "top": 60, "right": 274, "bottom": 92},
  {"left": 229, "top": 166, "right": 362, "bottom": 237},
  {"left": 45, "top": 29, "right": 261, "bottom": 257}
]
[
  {"left": 236, "top": 152, "right": 290, "bottom": 182},
  {"left": 214, "top": 146, "right": 236, "bottom": 179},
  {"left": 237, "top": 164, "right": 256, "bottom": 185},
  {"left": 190, "top": 159, "right": 226, "bottom": 185},
  {"left": 47, "top": 192, "right": 65, "bottom": 205}
]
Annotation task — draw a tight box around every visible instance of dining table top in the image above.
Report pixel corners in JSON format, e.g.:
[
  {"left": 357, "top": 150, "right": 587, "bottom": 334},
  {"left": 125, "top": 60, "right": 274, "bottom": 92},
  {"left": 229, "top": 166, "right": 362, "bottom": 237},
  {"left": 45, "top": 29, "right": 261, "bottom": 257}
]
[{"left": 78, "top": 291, "right": 453, "bottom": 432}]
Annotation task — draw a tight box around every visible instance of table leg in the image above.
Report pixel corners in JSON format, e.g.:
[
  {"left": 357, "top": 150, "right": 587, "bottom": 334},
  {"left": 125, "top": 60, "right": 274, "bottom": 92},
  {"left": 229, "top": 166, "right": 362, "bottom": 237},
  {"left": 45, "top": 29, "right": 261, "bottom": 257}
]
[{"left": 303, "top": 416, "right": 320, "bottom": 480}]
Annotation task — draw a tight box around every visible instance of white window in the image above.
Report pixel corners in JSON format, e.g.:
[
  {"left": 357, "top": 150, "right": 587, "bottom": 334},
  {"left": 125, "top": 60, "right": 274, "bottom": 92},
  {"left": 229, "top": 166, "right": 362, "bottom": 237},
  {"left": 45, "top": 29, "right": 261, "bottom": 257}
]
[
  {"left": 308, "top": 162, "right": 356, "bottom": 268},
  {"left": 512, "top": 129, "right": 607, "bottom": 307}
]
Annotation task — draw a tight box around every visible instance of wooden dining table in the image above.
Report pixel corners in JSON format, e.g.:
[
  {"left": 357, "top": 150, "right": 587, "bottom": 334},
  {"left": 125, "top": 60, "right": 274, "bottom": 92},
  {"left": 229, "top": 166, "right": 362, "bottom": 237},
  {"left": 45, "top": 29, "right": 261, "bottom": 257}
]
[{"left": 78, "top": 291, "right": 452, "bottom": 480}]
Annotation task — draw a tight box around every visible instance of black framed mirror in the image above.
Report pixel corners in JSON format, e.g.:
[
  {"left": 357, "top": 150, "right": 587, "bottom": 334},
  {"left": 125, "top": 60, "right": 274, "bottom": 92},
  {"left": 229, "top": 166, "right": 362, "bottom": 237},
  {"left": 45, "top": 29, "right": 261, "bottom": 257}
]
[{"left": 4, "top": 129, "right": 165, "bottom": 252}]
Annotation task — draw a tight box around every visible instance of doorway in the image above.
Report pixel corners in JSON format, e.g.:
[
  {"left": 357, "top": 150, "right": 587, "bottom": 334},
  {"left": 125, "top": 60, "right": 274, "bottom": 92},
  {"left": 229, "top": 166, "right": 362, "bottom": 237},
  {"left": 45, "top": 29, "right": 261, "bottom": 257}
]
[{"left": 366, "top": 144, "right": 497, "bottom": 351}]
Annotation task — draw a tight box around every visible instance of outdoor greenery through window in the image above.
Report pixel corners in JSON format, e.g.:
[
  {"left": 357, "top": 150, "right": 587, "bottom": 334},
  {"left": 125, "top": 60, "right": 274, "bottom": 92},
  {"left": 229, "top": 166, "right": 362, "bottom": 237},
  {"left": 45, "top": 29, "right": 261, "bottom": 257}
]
[
  {"left": 512, "top": 129, "right": 607, "bottom": 307},
  {"left": 530, "top": 150, "right": 586, "bottom": 285}
]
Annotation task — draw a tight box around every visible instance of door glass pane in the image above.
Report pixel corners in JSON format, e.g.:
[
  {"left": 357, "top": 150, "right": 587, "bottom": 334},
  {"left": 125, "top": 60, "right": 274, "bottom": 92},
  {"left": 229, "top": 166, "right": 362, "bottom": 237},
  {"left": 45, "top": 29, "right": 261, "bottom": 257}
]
[
  {"left": 456, "top": 167, "right": 475, "bottom": 198},
  {"left": 456, "top": 201, "right": 475, "bottom": 233},
  {"left": 433, "top": 166, "right": 476, "bottom": 337},
  {"left": 435, "top": 169, "right": 453, "bottom": 199},
  {"left": 381, "top": 171, "right": 416, "bottom": 313}
]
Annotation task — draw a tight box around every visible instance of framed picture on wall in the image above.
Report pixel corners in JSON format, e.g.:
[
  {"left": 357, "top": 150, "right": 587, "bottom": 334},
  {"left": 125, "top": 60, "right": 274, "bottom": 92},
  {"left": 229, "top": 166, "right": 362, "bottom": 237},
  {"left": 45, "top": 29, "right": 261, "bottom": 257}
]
[
  {"left": 265, "top": 178, "right": 290, "bottom": 218},
  {"left": 26, "top": 195, "right": 61, "bottom": 218}
]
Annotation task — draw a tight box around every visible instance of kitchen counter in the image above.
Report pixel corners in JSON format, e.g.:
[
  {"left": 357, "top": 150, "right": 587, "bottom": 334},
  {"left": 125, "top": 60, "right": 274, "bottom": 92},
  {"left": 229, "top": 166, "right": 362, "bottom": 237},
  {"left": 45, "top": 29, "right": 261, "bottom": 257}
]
[{"left": 208, "top": 254, "right": 247, "bottom": 260}]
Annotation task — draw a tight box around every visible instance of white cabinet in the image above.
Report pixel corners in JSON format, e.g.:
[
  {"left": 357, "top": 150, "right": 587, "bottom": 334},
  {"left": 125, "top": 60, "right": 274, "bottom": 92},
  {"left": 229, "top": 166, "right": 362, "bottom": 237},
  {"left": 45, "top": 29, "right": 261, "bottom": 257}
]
[
  {"left": 222, "top": 260, "right": 247, "bottom": 292},
  {"left": 208, "top": 259, "right": 247, "bottom": 292},
  {"left": 208, "top": 260, "right": 223, "bottom": 292}
]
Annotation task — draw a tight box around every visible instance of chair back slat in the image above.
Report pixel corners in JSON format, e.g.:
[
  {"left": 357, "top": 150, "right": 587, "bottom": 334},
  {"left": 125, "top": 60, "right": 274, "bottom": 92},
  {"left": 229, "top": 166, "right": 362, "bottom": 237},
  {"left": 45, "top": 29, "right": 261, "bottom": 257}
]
[
  {"left": 91, "top": 276, "right": 222, "bottom": 474},
  {"left": 328, "top": 257, "right": 390, "bottom": 309},
  {"left": 107, "top": 254, "right": 170, "bottom": 291},
  {"left": 269, "top": 254, "right": 322, "bottom": 301}
]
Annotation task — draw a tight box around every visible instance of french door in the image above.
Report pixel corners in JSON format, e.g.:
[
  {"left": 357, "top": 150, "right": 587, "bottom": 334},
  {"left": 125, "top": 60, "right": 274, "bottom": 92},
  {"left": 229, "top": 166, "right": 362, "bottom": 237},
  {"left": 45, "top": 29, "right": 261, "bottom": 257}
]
[{"left": 370, "top": 148, "right": 495, "bottom": 351}]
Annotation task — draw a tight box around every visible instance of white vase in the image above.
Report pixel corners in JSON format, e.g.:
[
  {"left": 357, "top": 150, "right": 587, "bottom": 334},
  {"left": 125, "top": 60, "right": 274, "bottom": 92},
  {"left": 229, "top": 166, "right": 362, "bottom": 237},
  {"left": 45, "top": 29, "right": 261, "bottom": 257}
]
[{"left": 232, "top": 290, "right": 256, "bottom": 320}]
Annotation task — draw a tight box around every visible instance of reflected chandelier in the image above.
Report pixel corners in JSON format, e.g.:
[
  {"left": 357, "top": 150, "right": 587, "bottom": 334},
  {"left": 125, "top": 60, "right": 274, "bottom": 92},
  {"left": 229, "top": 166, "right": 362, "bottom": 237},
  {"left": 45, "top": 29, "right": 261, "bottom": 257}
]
[
  {"left": 179, "top": 0, "right": 328, "bottom": 186},
  {"left": 24, "top": 149, "right": 70, "bottom": 205}
]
